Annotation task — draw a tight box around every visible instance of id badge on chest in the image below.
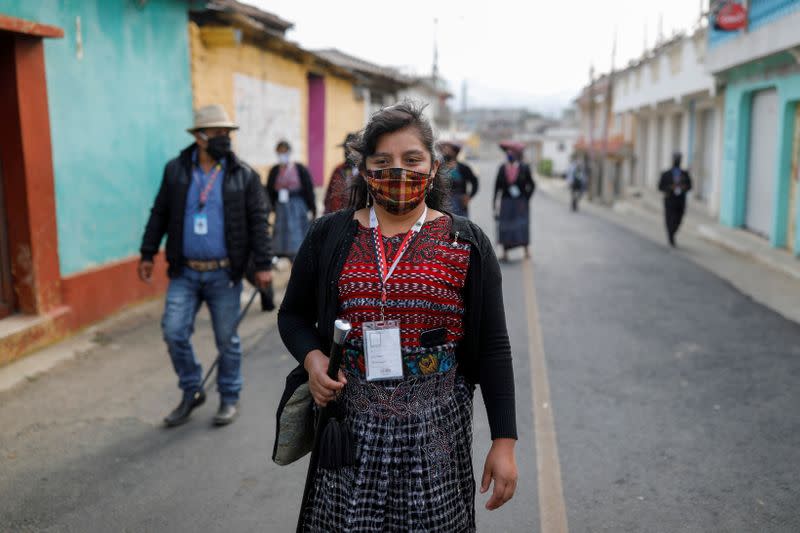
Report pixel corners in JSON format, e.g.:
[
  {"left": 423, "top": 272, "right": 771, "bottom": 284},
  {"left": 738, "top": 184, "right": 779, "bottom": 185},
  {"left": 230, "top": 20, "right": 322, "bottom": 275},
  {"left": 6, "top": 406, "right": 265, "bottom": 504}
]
[
  {"left": 278, "top": 189, "right": 290, "bottom": 204},
  {"left": 362, "top": 320, "right": 403, "bottom": 381},
  {"left": 509, "top": 184, "right": 521, "bottom": 198},
  {"left": 193, "top": 213, "right": 209, "bottom": 235}
]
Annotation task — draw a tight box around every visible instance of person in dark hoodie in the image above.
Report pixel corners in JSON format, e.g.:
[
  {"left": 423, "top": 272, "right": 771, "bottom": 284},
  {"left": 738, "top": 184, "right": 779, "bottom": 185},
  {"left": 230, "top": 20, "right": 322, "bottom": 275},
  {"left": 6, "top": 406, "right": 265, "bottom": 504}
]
[
  {"left": 658, "top": 151, "right": 693, "bottom": 247},
  {"left": 139, "top": 104, "right": 272, "bottom": 427}
]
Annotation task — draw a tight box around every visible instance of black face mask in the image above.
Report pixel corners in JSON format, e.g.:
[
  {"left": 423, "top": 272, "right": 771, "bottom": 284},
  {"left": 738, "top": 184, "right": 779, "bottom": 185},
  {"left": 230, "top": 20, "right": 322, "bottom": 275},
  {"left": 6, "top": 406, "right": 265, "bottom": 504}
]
[
  {"left": 206, "top": 135, "right": 232, "bottom": 162},
  {"left": 443, "top": 154, "right": 455, "bottom": 163}
]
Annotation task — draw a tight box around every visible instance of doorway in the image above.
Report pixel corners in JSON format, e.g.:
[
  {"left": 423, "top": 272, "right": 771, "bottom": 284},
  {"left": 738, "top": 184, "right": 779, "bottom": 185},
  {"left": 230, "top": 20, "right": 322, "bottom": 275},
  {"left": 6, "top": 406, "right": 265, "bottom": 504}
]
[
  {"left": 0, "top": 160, "right": 13, "bottom": 318},
  {"left": 307, "top": 73, "right": 326, "bottom": 186},
  {"left": 746, "top": 88, "right": 779, "bottom": 239}
]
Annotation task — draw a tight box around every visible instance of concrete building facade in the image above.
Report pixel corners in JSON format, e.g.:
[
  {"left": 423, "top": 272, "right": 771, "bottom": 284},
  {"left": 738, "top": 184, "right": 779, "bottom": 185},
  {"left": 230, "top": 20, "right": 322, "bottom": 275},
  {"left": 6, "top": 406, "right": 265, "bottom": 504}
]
[
  {"left": 708, "top": 0, "right": 800, "bottom": 255},
  {"left": 613, "top": 27, "right": 724, "bottom": 215},
  {"left": 0, "top": 1, "right": 194, "bottom": 363},
  {"left": 189, "top": 2, "right": 365, "bottom": 186}
]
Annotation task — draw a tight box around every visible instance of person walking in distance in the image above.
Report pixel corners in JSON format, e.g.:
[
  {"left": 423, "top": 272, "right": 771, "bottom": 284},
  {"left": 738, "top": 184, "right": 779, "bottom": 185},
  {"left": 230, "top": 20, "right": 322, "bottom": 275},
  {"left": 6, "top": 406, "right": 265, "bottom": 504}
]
[
  {"left": 658, "top": 151, "right": 693, "bottom": 247},
  {"left": 438, "top": 140, "right": 479, "bottom": 218},
  {"left": 493, "top": 141, "right": 536, "bottom": 261},
  {"left": 266, "top": 140, "right": 317, "bottom": 261},
  {"left": 566, "top": 157, "right": 586, "bottom": 212},
  {"left": 278, "top": 102, "right": 518, "bottom": 532},
  {"left": 323, "top": 133, "right": 360, "bottom": 214},
  {"left": 138, "top": 104, "right": 273, "bottom": 427}
]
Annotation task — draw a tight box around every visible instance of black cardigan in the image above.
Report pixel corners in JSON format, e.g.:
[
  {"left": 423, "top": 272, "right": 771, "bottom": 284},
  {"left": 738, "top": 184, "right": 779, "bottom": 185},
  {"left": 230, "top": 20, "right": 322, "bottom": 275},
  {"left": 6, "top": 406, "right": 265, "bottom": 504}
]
[
  {"left": 493, "top": 163, "right": 536, "bottom": 204},
  {"left": 277, "top": 209, "right": 517, "bottom": 440},
  {"left": 266, "top": 163, "right": 317, "bottom": 217}
]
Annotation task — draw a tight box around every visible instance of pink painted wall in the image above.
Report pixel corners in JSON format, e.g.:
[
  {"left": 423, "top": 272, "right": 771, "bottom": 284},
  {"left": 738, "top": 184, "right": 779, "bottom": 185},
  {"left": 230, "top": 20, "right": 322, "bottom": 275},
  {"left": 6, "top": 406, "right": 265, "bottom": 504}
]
[{"left": 307, "top": 74, "right": 326, "bottom": 186}]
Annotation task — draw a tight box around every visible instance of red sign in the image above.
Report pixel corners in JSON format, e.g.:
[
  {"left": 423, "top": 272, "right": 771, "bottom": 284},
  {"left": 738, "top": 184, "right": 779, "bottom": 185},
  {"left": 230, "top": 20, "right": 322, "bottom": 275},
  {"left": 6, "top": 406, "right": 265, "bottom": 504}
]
[{"left": 715, "top": 1, "right": 748, "bottom": 31}]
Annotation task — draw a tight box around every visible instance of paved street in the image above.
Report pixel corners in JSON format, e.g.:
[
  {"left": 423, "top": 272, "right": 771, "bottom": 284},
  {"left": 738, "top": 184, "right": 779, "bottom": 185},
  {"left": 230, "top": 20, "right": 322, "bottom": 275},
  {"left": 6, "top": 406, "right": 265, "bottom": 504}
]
[{"left": 1, "top": 159, "right": 800, "bottom": 532}]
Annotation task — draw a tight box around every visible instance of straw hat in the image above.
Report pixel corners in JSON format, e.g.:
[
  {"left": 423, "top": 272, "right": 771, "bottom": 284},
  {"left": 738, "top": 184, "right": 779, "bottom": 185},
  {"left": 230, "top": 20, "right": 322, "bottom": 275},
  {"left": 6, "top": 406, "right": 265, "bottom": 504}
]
[{"left": 187, "top": 104, "right": 238, "bottom": 133}]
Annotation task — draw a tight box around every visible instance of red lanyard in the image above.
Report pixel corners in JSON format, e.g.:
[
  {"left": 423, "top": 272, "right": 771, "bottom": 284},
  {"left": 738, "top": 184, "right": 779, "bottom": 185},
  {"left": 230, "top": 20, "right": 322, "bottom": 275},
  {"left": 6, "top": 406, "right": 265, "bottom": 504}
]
[
  {"left": 370, "top": 207, "right": 427, "bottom": 318},
  {"left": 195, "top": 164, "right": 222, "bottom": 210}
]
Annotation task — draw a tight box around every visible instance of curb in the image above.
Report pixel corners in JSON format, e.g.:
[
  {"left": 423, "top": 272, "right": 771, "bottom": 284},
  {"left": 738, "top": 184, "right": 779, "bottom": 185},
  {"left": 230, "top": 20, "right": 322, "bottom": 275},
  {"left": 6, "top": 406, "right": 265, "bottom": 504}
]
[{"left": 697, "top": 224, "right": 800, "bottom": 283}]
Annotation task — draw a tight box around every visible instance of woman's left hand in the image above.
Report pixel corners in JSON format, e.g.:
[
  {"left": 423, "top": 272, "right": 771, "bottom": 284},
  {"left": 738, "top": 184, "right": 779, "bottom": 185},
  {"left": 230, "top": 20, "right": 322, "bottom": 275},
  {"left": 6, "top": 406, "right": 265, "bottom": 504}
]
[{"left": 480, "top": 438, "right": 518, "bottom": 510}]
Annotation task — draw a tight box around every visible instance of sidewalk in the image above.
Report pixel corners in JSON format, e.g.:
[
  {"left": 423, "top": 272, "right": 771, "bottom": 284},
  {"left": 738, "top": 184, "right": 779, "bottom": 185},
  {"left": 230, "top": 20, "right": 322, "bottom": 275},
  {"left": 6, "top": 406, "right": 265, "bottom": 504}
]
[
  {"left": 538, "top": 177, "right": 800, "bottom": 325},
  {"left": 624, "top": 186, "right": 800, "bottom": 283},
  {"left": 0, "top": 264, "right": 291, "bottom": 395}
]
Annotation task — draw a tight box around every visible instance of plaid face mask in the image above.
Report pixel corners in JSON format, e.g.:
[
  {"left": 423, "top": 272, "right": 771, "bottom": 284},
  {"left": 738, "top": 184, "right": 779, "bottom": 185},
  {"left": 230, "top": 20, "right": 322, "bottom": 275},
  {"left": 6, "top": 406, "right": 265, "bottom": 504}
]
[{"left": 365, "top": 168, "right": 432, "bottom": 215}]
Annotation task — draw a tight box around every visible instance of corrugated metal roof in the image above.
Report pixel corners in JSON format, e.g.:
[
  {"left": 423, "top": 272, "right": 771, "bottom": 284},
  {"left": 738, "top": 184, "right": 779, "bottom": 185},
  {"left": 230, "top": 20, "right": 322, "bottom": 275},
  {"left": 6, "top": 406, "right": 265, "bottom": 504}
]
[
  {"left": 204, "top": 0, "right": 294, "bottom": 33},
  {"left": 314, "top": 48, "right": 411, "bottom": 84}
]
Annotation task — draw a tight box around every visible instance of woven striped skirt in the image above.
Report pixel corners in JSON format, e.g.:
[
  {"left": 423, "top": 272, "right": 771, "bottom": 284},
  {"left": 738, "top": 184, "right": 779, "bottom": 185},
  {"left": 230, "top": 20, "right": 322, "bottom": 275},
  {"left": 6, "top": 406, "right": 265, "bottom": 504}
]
[{"left": 301, "top": 367, "right": 476, "bottom": 532}]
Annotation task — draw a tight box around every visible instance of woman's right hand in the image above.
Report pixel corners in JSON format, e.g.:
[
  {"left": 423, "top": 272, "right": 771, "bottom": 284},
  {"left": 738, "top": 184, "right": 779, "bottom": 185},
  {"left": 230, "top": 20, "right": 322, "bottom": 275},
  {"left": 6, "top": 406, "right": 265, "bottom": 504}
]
[{"left": 304, "top": 349, "right": 347, "bottom": 407}]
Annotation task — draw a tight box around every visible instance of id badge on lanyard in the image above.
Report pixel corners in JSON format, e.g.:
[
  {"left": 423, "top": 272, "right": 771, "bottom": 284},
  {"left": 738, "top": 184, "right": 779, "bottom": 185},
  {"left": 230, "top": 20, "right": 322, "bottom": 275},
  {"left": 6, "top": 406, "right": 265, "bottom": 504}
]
[
  {"left": 361, "top": 206, "right": 427, "bottom": 382},
  {"left": 193, "top": 164, "right": 221, "bottom": 236},
  {"left": 193, "top": 213, "right": 209, "bottom": 235},
  {"left": 363, "top": 320, "right": 403, "bottom": 381}
]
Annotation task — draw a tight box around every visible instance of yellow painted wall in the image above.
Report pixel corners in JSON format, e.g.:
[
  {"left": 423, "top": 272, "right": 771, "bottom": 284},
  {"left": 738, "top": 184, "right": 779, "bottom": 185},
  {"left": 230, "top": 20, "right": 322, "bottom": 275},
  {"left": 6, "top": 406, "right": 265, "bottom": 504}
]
[
  {"left": 189, "top": 22, "right": 309, "bottom": 180},
  {"left": 324, "top": 75, "right": 366, "bottom": 185},
  {"left": 189, "top": 22, "right": 364, "bottom": 188}
]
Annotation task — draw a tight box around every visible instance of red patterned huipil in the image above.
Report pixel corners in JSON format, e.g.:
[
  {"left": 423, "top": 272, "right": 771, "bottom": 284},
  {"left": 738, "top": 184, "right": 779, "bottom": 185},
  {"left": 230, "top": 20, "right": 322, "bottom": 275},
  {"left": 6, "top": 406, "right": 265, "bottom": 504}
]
[{"left": 337, "top": 215, "right": 471, "bottom": 377}]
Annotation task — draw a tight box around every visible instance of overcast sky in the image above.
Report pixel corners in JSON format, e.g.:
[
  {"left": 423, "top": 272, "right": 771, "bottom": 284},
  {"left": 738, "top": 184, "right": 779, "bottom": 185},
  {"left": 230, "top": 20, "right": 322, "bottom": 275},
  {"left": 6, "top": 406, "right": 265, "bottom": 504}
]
[{"left": 247, "top": 0, "right": 705, "bottom": 115}]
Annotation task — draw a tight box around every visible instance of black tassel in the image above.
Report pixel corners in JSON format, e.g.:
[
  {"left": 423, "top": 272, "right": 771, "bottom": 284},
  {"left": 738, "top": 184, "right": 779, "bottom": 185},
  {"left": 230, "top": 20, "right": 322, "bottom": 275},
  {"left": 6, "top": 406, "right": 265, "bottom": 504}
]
[{"left": 318, "top": 417, "right": 356, "bottom": 470}]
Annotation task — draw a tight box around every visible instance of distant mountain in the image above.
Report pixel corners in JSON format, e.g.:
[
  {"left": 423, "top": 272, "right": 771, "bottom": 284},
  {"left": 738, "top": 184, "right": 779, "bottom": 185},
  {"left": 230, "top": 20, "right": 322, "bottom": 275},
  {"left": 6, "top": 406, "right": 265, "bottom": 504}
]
[{"left": 453, "top": 80, "right": 575, "bottom": 117}]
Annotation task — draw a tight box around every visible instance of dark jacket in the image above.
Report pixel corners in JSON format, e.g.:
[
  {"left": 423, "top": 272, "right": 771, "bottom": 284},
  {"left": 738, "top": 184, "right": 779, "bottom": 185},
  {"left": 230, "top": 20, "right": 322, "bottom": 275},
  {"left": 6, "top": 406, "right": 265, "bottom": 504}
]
[
  {"left": 494, "top": 163, "right": 536, "bottom": 204},
  {"left": 266, "top": 163, "right": 317, "bottom": 217},
  {"left": 447, "top": 161, "right": 480, "bottom": 198},
  {"left": 140, "top": 144, "right": 272, "bottom": 280},
  {"left": 277, "top": 208, "right": 517, "bottom": 441},
  {"left": 658, "top": 168, "right": 693, "bottom": 209}
]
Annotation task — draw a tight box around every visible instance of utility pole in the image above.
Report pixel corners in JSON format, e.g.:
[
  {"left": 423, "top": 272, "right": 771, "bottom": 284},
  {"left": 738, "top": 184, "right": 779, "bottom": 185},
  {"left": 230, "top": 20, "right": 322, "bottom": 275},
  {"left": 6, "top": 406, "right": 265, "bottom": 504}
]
[
  {"left": 461, "top": 79, "right": 468, "bottom": 113},
  {"left": 599, "top": 31, "right": 618, "bottom": 203},
  {"left": 432, "top": 17, "right": 439, "bottom": 85}
]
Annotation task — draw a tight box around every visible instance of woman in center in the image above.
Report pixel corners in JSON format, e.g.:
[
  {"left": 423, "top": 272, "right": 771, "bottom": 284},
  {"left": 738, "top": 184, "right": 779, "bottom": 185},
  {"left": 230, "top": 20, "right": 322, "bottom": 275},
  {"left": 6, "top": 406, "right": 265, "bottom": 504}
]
[{"left": 278, "top": 101, "right": 518, "bottom": 532}]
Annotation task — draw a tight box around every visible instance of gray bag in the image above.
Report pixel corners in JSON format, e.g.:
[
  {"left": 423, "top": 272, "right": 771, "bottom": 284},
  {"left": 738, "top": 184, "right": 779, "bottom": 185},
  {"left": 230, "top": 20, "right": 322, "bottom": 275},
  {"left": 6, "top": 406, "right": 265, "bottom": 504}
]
[{"left": 273, "top": 364, "right": 315, "bottom": 466}]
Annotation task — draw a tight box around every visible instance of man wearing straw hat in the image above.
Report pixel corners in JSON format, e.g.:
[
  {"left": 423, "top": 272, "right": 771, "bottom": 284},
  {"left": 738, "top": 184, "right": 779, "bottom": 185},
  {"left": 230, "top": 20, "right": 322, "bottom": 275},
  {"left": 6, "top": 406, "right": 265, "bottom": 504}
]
[{"left": 139, "top": 104, "right": 273, "bottom": 427}]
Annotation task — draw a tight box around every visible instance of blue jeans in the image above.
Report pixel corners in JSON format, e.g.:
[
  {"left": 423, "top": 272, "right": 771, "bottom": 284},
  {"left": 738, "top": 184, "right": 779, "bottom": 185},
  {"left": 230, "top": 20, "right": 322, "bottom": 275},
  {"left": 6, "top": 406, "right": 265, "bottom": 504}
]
[{"left": 161, "top": 268, "right": 243, "bottom": 403}]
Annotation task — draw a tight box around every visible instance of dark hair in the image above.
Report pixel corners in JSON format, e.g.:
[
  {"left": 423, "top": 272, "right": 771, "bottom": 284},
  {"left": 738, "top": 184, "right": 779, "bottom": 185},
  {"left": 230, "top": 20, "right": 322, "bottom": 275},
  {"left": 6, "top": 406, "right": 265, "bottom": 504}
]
[
  {"left": 348, "top": 100, "right": 450, "bottom": 211},
  {"left": 276, "top": 140, "right": 291, "bottom": 151}
]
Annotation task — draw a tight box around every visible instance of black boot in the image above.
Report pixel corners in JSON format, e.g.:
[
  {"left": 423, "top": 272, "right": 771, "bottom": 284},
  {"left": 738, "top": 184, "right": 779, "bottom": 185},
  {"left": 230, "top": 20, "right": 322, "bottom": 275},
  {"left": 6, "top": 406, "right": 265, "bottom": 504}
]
[
  {"left": 164, "top": 389, "right": 206, "bottom": 427},
  {"left": 213, "top": 401, "right": 239, "bottom": 426}
]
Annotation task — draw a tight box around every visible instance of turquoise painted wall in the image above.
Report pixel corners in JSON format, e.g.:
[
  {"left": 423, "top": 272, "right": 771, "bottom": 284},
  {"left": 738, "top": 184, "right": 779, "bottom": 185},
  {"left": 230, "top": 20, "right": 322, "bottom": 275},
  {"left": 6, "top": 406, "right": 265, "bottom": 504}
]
[
  {"left": 718, "top": 60, "right": 800, "bottom": 253},
  {"left": 0, "top": 1, "right": 193, "bottom": 275}
]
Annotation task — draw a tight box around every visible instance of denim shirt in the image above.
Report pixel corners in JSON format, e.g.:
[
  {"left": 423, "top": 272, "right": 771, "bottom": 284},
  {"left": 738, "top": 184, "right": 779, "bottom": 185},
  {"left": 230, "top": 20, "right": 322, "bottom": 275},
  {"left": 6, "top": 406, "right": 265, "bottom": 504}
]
[{"left": 183, "top": 150, "right": 228, "bottom": 260}]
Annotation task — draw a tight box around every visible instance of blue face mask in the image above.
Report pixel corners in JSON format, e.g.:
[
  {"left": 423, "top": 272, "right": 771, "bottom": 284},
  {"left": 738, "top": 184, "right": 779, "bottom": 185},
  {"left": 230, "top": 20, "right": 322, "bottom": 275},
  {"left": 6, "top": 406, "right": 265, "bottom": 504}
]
[{"left": 506, "top": 153, "right": 516, "bottom": 163}]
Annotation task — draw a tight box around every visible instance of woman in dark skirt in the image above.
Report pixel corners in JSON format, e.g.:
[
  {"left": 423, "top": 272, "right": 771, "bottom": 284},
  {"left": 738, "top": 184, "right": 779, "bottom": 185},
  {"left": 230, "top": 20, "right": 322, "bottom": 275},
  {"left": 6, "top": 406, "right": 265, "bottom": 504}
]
[
  {"left": 493, "top": 142, "right": 535, "bottom": 261},
  {"left": 278, "top": 102, "right": 518, "bottom": 532},
  {"left": 266, "top": 140, "right": 317, "bottom": 261}
]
